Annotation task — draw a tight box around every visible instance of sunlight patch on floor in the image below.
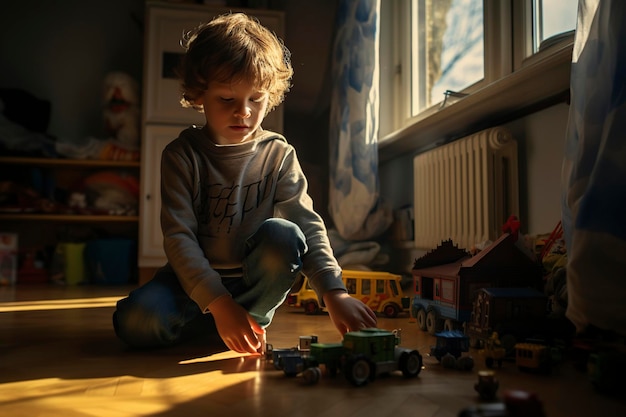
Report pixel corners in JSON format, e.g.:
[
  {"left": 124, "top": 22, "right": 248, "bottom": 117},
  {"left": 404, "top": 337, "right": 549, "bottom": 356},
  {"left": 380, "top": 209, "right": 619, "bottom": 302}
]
[
  {"left": 0, "top": 296, "right": 121, "bottom": 312},
  {"left": 0, "top": 369, "right": 260, "bottom": 416},
  {"left": 178, "top": 350, "right": 254, "bottom": 365}
]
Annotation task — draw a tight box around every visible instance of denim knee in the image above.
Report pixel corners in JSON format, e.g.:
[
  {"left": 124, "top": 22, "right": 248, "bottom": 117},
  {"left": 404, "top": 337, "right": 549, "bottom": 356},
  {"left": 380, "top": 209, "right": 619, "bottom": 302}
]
[
  {"left": 113, "top": 273, "right": 197, "bottom": 348},
  {"left": 113, "top": 295, "right": 176, "bottom": 348},
  {"left": 237, "top": 219, "right": 307, "bottom": 327},
  {"left": 245, "top": 218, "right": 307, "bottom": 272}
]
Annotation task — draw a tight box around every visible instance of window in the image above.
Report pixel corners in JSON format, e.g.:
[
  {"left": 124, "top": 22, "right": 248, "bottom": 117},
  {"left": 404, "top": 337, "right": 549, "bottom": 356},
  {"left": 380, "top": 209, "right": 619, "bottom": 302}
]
[
  {"left": 389, "top": 279, "right": 400, "bottom": 296},
  {"left": 346, "top": 278, "right": 357, "bottom": 294},
  {"left": 379, "top": 0, "right": 577, "bottom": 158},
  {"left": 411, "top": 0, "right": 485, "bottom": 116},
  {"left": 534, "top": 0, "right": 578, "bottom": 52},
  {"left": 362, "top": 279, "right": 371, "bottom": 295},
  {"left": 441, "top": 279, "right": 455, "bottom": 301}
]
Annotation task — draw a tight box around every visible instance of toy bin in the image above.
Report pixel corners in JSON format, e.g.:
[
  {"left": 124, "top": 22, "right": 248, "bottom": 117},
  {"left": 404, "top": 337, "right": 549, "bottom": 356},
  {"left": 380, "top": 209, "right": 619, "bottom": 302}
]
[{"left": 84, "top": 238, "right": 137, "bottom": 285}]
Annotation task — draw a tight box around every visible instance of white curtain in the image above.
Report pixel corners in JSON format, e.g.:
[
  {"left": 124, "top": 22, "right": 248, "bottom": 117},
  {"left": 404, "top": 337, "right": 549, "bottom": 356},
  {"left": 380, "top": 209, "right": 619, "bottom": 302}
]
[
  {"left": 562, "top": 0, "right": 626, "bottom": 335},
  {"left": 328, "top": 0, "right": 392, "bottom": 242}
]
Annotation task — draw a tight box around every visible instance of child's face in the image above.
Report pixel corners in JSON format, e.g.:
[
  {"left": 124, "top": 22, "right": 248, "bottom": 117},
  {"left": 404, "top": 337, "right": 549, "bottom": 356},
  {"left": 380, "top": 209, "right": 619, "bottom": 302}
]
[{"left": 196, "top": 79, "right": 269, "bottom": 144}]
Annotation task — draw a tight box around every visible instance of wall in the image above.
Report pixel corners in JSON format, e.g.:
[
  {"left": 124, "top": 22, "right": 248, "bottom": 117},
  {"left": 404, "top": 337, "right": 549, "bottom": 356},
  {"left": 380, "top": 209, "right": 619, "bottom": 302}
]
[
  {"left": 0, "top": 1, "right": 337, "bottom": 146},
  {"left": 280, "top": 0, "right": 338, "bottom": 221},
  {"left": 503, "top": 103, "right": 569, "bottom": 236},
  {"left": 379, "top": 102, "right": 569, "bottom": 243},
  {"left": 0, "top": 0, "right": 144, "bottom": 144}
]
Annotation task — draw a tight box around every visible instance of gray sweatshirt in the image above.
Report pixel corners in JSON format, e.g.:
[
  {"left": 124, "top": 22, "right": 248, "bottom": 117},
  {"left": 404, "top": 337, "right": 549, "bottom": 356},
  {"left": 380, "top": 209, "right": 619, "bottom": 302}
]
[{"left": 160, "top": 126, "right": 345, "bottom": 312}]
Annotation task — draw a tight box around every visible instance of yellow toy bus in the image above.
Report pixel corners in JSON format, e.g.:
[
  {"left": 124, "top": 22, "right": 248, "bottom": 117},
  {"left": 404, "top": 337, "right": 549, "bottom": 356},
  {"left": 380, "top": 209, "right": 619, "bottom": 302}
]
[
  {"left": 287, "top": 270, "right": 410, "bottom": 318},
  {"left": 514, "top": 342, "right": 551, "bottom": 373}
]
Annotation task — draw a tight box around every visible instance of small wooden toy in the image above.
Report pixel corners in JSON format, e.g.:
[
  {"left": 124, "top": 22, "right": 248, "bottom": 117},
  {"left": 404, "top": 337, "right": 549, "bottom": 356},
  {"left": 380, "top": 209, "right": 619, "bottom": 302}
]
[{"left": 474, "top": 370, "right": 499, "bottom": 401}]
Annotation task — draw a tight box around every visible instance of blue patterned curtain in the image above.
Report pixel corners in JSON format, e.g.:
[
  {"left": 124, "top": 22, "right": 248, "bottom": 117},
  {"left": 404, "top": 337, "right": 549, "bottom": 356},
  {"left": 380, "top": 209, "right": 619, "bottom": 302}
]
[
  {"left": 328, "top": 0, "right": 391, "bottom": 241},
  {"left": 561, "top": 0, "right": 626, "bottom": 335}
]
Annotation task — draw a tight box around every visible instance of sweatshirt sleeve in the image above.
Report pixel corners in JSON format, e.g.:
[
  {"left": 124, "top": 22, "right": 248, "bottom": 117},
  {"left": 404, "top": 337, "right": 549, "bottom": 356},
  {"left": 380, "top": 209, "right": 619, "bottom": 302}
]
[
  {"left": 273, "top": 146, "right": 347, "bottom": 301},
  {"left": 160, "top": 143, "right": 230, "bottom": 312}
]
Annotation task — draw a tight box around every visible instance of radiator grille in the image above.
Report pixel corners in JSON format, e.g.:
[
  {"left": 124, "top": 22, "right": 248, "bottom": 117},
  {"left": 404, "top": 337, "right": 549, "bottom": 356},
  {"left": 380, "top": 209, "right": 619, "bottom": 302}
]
[{"left": 413, "top": 127, "right": 519, "bottom": 250}]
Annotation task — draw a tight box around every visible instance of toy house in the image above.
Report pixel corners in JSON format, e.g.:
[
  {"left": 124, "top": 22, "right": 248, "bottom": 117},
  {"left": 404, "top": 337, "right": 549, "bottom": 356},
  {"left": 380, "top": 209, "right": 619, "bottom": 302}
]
[{"left": 411, "top": 233, "right": 543, "bottom": 334}]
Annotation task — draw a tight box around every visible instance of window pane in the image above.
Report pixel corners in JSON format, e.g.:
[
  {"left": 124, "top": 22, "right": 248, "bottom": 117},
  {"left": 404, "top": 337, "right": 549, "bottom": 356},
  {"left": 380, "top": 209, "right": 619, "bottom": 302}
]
[
  {"left": 534, "top": 0, "right": 578, "bottom": 51},
  {"left": 412, "top": 0, "right": 484, "bottom": 115},
  {"left": 346, "top": 278, "right": 356, "bottom": 294},
  {"left": 362, "top": 279, "right": 371, "bottom": 295}
]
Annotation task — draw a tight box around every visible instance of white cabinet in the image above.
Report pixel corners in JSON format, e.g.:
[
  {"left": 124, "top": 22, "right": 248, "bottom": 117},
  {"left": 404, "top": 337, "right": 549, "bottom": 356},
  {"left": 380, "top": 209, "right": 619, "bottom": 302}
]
[
  {"left": 138, "top": 125, "right": 181, "bottom": 267},
  {"left": 138, "top": 1, "right": 285, "bottom": 269}
]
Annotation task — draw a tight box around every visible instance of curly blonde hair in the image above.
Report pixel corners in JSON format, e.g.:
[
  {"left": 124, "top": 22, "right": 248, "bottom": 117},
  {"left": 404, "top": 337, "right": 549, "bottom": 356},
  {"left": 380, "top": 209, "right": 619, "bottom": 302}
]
[{"left": 177, "top": 13, "right": 293, "bottom": 114}]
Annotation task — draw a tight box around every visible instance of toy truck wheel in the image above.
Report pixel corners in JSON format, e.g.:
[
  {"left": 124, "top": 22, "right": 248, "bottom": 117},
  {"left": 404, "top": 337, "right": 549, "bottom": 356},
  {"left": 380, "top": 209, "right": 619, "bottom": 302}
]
[
  {"left": 346, "top": 356, "right": 372, "bottom": 387},
  {"left": 426, "top": 310, "right": 441, "bottom": 335},
  {"left": 443, "top": 319, "right": 456, "bottom": 331},
  {"left": 416, "top": 309, "right": 427, "bottom": 331},
  {"left": 383, "top": 303, "right": 399, "bottom": 318},
  {"left": 399, "top": 350, "right": 423, "bottom": 377},
  {"left": 303, "top": 300, "right": 320, "bottom": 315},
  {"left": 301, "top": 367, "right": 321, "bottom": 385}
]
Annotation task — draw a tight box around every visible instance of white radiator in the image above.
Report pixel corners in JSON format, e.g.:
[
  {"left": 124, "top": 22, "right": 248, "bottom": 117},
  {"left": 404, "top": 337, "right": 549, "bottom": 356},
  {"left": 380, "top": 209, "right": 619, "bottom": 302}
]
[{"left": 412, "top": 127, "right": 519, "bottom": 251}]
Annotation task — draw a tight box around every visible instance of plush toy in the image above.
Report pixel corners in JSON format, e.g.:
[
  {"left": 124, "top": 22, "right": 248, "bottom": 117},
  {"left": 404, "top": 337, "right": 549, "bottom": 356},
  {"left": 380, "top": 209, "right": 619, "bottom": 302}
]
[
  {"left": 79, "top": 171, "right": 139, "bottom": 216},
  {"left": 53, "top": 72, "right": 141, "bottom": 161},
  {"left": 102, "top": 72, "right": 140, "bottom": 149}
]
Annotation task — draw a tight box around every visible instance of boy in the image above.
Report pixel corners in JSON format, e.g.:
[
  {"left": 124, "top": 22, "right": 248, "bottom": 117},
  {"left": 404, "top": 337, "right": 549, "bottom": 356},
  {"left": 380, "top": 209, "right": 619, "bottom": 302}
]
[{"left": 113, "top": 13, "right": 377, "bottom": 354}]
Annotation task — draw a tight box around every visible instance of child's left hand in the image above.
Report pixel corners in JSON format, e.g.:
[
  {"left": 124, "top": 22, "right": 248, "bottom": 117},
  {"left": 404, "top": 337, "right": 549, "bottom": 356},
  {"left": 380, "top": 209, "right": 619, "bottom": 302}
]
[{"left": 323, "top": 290, "right": 377, "bottom": 335}]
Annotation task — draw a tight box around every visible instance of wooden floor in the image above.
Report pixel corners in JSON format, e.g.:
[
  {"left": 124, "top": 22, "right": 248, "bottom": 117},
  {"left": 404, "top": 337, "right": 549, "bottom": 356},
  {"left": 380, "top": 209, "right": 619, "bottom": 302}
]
[{"left": 1, "top": 284, "right": 625, "bottom": 417}]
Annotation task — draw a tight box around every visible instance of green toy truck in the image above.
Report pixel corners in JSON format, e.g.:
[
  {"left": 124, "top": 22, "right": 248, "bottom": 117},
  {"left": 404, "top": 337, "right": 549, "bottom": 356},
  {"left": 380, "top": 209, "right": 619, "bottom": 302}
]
[{"left": 269, "top": 328, "right": 423, "bottom": 387}]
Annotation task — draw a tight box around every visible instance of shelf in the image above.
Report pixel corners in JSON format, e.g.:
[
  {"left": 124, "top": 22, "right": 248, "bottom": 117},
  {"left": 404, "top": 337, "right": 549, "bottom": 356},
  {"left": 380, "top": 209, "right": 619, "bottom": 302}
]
[
  {"left": 0, "top": 156, "right": 141, "bottom": 223},
  {"left": 0, "top": 156, "right": 140, "bottom": 168},
  {"left": 0, "top": 213, "right": 138, "bottom": 222}
]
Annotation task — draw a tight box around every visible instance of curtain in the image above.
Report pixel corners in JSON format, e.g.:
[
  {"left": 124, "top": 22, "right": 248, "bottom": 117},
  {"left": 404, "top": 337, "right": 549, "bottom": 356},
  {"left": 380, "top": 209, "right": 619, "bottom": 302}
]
[
  {"left": 561, "top": 0, "right": 626, "bottom": 335},
  {"left": 328, "top": 0, "right": 391, "bottom": 241}
]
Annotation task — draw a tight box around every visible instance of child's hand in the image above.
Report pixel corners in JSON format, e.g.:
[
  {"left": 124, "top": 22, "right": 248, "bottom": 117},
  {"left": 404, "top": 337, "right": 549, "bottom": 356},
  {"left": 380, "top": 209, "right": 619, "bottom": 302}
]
[
  {"left": 323, "top": 290, "right": 377, "bottom": 335},
  {"left": 208, "top": 295, "right": 265, "bottom": 354}
]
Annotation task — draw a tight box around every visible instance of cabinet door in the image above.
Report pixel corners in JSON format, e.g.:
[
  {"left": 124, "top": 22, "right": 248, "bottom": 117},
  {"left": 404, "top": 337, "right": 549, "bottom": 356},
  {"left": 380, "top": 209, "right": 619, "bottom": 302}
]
[
  {"left": 138, "top": 124, "right": 182, "bottom": 267},
  {"left": 144, "top": 5, "right": 284, "bottom": 132}
]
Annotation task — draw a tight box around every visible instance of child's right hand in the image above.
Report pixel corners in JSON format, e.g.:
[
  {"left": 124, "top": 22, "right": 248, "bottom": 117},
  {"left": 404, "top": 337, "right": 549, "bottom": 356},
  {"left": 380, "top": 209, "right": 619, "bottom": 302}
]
[
  {"left": 324, "top": 289, "right": 378, "bottom": 335},
  {"left": 208, "top": 295, "right": 265, "bottom": 354}
]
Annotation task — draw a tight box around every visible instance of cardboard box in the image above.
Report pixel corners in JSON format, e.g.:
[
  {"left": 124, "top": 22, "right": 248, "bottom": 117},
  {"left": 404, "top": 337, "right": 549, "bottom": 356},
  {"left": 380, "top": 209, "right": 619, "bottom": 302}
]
[{"left": 0, "top": 233, "right": 18, "bottom": 286}]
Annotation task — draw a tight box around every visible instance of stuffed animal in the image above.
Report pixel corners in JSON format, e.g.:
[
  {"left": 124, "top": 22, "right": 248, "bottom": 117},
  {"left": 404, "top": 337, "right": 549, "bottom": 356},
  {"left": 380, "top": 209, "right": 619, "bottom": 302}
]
[
  {"left": 102, "top": 72, "right": 140, "bottom": 149},
  {"left": 80, "top": 171, "right": 139, "bottom": 216}
]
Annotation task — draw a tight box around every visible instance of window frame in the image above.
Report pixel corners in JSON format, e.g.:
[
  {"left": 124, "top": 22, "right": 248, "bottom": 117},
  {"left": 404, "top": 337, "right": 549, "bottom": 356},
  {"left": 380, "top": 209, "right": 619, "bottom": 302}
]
[{"left": 378, "top": 0, "right": 574, "bottom": 163}]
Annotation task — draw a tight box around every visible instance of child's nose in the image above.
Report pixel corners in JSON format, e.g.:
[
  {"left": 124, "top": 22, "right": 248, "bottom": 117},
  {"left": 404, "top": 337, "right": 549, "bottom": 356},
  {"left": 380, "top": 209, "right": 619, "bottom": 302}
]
[{"left": 234, "top": 103, "right": 251, "bottom": 118}]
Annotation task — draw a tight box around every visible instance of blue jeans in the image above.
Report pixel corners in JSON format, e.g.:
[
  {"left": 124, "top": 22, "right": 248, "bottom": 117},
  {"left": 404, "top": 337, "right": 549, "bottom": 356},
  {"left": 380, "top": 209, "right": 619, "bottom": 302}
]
[{"left": 113, "top": 218, "right": 307, "bottom": 348}]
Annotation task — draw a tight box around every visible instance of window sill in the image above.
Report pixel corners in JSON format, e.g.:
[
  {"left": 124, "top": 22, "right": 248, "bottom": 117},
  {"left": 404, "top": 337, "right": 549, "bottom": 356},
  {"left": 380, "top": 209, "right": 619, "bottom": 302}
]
[{"left": 378, "top": 43, "right": 573, "bottom": 163}]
